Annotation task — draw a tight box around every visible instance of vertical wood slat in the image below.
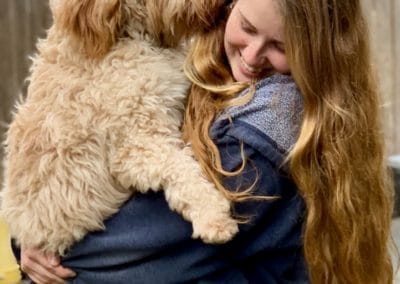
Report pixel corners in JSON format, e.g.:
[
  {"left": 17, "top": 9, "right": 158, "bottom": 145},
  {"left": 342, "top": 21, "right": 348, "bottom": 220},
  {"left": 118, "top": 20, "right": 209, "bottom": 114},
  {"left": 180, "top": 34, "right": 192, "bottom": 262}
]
[
  {"left": 387, "top": 0, "right": 399, "bottom": 155},
  {"left": 362, "top": 0, "right": 399, "bottom": 155},
  {"left": 1, "top": 0, "right": 51, "bottom": 120},
  {"left": 393, "top": 0, "right": 400, "bottom": 154},
  {"left": 0, "top": 0, "right": 52, "bottom": 183}
]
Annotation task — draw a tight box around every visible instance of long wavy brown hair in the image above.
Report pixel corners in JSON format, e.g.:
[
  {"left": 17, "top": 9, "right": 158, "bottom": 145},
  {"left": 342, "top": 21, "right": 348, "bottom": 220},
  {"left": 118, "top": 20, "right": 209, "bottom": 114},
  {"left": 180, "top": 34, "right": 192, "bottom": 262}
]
[{"left": 183, "top": 0, "right": 395, "bottom": 283}]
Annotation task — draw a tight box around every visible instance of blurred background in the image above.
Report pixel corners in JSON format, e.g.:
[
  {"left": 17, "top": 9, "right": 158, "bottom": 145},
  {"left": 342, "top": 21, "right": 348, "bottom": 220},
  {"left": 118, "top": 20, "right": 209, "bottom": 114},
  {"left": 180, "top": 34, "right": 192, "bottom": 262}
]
[
  {"left": 1, "top": 0, "right": 398, "bottom": 178},
  {"left": 0, "top": 0, "right": 399, "bottom": 282}
]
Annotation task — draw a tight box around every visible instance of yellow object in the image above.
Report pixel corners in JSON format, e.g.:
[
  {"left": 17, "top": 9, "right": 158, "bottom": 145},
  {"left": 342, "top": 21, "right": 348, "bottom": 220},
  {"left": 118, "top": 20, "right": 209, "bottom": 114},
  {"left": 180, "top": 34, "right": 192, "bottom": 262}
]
[{"left": 0, "top": 217, "right": 21, "bottom": 284}]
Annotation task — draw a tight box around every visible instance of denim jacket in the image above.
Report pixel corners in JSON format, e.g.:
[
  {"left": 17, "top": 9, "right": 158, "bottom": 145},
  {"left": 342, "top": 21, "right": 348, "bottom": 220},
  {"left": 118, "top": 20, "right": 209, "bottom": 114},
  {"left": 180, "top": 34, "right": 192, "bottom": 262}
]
[{"left": 19, "top": 74, "right": 308, "bottom": 283}]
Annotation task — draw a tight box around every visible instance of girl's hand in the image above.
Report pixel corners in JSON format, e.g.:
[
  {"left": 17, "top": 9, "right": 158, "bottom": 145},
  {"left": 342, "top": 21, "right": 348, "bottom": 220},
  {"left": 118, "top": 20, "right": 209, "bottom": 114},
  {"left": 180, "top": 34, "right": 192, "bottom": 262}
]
[{"left": 20, "top": 247, "right": 76, "bottom": 284}]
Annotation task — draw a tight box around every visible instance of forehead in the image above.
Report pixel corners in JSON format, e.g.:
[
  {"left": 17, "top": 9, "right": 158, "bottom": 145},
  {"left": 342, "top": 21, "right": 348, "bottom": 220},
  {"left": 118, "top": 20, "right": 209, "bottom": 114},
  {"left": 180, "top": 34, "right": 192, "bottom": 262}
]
[{"left": 235, "top": 0, "right": 283, "bottom": 34}]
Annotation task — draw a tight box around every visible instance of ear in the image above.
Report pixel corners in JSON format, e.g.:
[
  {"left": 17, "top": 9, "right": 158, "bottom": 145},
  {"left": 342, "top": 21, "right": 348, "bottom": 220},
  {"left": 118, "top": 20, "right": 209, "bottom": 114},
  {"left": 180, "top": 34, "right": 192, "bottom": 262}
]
[
  {"left": 146, "top": 0, "right": 226, "bottom": 47},
  {"left": 54, "top": 0, "right": 125, "bottom": 58},
  {"left": 186, "top": 0, "right": 227, "bottom": 29}
]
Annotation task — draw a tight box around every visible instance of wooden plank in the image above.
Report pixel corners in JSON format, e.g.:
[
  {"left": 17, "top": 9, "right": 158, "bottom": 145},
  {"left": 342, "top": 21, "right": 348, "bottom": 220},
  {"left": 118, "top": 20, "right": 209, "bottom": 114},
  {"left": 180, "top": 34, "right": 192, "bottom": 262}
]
[
  {"left": 0, "top": 0, "right": 51, "bottom": 122},
  {"left": 0, "top": 0, "right": 13, "bottom": 184},
  {"left": 5, "top": 0, "right": 19, "bottom": 122},
  {"left": 363, "top": 0, "right": 397, "bottom": 155},
  {"left": 393, "top": 0, "right": 400, "bottom": 154},
  {"left": 0, "top": 0, "right": 10, "bottom": 111},
  {"left": 0, "top": 0, "right": 52, "bottom": 184}
]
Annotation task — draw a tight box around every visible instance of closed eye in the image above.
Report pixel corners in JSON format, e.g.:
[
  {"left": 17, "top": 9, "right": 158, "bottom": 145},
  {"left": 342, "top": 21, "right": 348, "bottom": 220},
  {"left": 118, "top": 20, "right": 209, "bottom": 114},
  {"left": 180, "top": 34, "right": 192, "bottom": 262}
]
[
  {"left": 272, "top": 40, "right": 285, "bottom": 53},
  {"left": 241, "top": 21, "right": 257, "bottom": 34},
  {"left": 239, "top": 12, "right": 257, "bottom": 34}
]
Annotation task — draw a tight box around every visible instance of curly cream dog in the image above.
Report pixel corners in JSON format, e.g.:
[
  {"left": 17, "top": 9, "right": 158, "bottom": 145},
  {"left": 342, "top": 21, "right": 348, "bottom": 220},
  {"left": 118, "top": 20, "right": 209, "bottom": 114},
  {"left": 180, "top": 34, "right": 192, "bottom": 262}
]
[{"left": 1, "top": 0, "right": 238, "bottom": 255}]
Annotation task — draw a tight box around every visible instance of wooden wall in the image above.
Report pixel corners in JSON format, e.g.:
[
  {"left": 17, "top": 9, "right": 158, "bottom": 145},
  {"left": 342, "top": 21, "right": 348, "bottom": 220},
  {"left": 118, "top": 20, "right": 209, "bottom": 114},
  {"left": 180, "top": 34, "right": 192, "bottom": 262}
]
[
  {"left": 363, "top": 0, "right": 400, "bottom": 155},
  {"left": 0, "top": 0, "right": 51, "bottom": 123},
  {"left": 0, "top": 0, "right": 399, "bottom": 183},
  {"left": 0, "top": 0, "right": 52, "bottom": 181}
]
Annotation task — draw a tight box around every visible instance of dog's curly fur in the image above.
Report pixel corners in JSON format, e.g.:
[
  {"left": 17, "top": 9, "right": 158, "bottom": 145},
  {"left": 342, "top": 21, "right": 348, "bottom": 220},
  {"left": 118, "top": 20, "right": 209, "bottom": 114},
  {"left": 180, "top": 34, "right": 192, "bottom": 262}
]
[{"left": 1, "top": 0, "right": 238, "bottom": 255}]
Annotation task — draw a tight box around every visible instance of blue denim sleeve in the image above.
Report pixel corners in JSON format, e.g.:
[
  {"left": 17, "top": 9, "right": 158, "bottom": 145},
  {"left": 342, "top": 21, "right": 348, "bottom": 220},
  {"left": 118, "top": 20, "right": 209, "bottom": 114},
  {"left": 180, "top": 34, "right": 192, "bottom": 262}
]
[{"left": 205, "top": 118, "right": 308, "bottom": 284}]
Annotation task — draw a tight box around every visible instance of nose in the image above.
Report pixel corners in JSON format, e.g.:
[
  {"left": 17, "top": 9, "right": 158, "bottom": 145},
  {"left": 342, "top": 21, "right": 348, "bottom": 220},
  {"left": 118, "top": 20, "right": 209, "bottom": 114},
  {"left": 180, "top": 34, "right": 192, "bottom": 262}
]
[{"left": 241, "top": 41, "right": 269, "bottom": 68}]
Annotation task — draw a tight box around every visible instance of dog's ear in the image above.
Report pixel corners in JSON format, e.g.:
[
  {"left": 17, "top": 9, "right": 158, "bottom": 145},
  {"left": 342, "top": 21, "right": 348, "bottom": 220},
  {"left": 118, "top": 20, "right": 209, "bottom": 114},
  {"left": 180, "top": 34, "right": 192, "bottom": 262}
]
[
  {"left": 146, "top": 0, "right": 226, "bottom": 47},
  {"left": 54, "top": 0, "right": 125, "bottom": 58}
]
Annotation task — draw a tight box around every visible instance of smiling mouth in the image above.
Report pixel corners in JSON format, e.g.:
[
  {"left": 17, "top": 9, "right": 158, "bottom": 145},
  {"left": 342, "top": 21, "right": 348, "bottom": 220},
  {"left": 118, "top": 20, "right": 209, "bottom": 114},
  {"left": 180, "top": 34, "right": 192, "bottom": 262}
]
[{"left": 239, "top": 55, "right": 262, "bottom": 76}]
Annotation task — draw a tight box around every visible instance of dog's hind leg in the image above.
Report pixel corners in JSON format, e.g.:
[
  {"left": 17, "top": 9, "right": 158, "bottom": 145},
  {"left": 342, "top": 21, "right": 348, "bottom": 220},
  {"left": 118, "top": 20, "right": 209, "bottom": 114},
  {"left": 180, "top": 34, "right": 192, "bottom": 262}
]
[{"left": 2, "top": 130, "right": 130, "bottom": 255}]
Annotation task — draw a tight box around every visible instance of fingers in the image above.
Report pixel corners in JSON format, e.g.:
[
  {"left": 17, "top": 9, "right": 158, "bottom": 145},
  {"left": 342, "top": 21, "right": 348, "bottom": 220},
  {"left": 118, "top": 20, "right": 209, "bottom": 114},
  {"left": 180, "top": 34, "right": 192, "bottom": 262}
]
[
  {"left": 21, "top": 256, "right": 66, "bottom": 284},
  {"left": 21, "top": 248, "right": 76, "bottom": 284},
  {"left": 27, "top": 269, "right": 66, "bottom": 284}
]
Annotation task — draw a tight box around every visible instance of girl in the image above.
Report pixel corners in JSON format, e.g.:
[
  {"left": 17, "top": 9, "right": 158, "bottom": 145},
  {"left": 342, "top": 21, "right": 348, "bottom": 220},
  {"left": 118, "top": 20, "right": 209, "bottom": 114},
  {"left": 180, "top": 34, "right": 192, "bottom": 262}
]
[{"left": 19, "top": 0, "right": 394, "bottom": 283}]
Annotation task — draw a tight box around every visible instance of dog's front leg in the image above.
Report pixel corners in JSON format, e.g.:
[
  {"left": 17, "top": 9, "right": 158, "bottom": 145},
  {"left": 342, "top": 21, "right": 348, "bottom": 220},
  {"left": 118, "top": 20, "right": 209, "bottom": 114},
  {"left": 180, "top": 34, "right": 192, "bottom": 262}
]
[
  {"left": 162, "top": 145, "right": 239, "bottom": 244},
  {"left": 111, "top": 139, "right": 239, "bottom": 244}
]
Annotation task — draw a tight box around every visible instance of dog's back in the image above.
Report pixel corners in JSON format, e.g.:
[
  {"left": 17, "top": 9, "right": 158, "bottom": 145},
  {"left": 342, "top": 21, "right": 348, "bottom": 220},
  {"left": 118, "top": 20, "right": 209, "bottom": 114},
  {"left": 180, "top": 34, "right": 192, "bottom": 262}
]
[{"left": 2, "top": 0, "right": 237, "bottom": 256}]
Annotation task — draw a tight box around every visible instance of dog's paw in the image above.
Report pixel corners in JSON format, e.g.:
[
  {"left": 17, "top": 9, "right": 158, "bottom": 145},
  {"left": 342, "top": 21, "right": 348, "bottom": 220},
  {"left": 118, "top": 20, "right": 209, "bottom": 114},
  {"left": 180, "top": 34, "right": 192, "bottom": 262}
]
[{"left": 191, "top": 215, "right": 239, "bottom": 244}]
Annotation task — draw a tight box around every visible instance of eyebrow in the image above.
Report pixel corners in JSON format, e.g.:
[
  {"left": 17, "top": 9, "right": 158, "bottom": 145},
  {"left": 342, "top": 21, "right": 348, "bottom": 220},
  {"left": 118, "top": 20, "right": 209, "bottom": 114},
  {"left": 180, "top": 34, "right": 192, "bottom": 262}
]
[
  {"left": 238, "top": 9, "right": 285, "bottom": 46},
  {"left": 238, "top": 10, "right": 257, "bottom": 30}
]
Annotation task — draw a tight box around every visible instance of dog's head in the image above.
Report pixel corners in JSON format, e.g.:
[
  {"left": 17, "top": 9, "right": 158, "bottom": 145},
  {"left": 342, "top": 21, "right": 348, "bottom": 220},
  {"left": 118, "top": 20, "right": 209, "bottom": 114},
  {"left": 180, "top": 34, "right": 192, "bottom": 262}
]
[{"left": 51, "top": 0, "right": 225, "bottom": 58}]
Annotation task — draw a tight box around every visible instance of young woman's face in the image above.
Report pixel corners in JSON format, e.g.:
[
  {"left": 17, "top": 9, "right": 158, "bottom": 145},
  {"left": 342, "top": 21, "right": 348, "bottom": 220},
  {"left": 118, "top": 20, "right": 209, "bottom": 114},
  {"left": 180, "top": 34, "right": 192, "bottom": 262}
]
[{"left": 224, "top": 0, "right": 289, "bottom": 82}]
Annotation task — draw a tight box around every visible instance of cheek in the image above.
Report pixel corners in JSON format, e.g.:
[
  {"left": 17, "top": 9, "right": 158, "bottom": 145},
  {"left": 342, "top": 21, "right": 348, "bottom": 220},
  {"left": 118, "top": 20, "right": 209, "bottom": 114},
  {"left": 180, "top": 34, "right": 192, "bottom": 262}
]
[
  {"left": 224, "top": 16, "right": 246, "bottom": 54},
  {"left": 267, "top": 52, "right": 290, "bottom": 74}
]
